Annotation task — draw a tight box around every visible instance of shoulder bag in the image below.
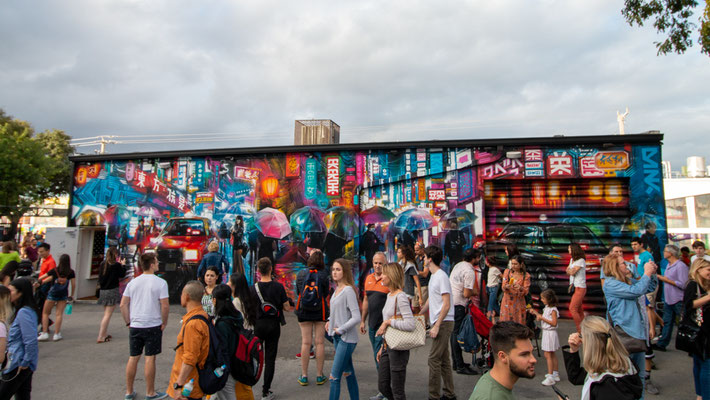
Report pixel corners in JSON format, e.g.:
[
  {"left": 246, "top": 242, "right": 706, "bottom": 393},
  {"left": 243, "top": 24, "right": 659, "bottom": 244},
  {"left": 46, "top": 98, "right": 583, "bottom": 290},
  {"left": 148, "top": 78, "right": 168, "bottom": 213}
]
[
  {"left": 608, "top": 302, "right": 647, "bottom": 354},
  {"left": 676, "top": 282, "right": 705, "bottom": 356},
  {"left": 383, "top": 294, "right": 426, "bottom": 350}
]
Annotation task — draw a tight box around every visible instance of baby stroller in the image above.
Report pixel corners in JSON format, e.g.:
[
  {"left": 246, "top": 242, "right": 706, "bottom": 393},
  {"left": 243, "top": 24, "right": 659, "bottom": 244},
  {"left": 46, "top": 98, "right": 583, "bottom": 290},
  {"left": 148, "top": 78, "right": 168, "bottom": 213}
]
[
  {"left": 469, "top": 304, "right": 494, "bottom": 369},
  {"left": 525, "top": 309, "right": 542, "bottom": 357}
]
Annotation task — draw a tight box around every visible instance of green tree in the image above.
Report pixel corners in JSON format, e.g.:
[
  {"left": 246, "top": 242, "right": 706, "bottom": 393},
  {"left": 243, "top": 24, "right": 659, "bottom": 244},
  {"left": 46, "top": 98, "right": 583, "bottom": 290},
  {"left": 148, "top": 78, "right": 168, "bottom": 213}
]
[
  {"left": 0, "top": 110, "right": 74, "bottom": 239},
  {"left": 622, "top": 0, "right": 710, "bottom": 56}
]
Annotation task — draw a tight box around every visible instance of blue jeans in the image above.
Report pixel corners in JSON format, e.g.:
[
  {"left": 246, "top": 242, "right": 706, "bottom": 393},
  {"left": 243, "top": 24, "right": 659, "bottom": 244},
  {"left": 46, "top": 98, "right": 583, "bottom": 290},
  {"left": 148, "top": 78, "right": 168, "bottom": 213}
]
[
  {"left": 694, "top": 354, "right": 710, "bottom": 399},
  {"left": 487, "top": 286, "right": 500, "bottom": 314},
  {"left": 368, "top": 327, "right": 384, "bottom": 370},
  {"left": 658, "top": 301, "right": 683, "bottom": 349},
  {"left": 629, "top": 351, "right": 646, "bottom": 400},
  {"left": 329, "top": 335, "right": 359, "bottom": 400}
]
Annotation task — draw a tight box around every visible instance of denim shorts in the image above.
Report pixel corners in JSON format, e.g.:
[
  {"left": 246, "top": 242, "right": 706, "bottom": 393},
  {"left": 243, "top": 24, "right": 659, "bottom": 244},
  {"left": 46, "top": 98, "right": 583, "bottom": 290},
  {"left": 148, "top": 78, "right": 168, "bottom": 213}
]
[
  {"left": 129, "top": 326, "right": 163, "bottom": 356},
  {"left": 47, "top": 292, "right": 69, "bottom": 302}
]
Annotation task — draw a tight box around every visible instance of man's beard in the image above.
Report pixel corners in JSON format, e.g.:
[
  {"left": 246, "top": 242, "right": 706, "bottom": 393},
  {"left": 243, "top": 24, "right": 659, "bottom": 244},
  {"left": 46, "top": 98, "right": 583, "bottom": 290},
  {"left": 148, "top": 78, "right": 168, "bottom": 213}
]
[{"left": 509, "top": 361, "right": 535, "bottom": 379}]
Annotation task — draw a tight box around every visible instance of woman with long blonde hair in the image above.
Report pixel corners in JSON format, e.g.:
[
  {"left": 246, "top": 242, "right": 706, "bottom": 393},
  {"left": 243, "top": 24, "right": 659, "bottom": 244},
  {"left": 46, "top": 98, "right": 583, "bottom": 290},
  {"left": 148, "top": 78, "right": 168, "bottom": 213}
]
[
  {"left": 376, "top": 262, "right": 416, "bottom": 400},
  {"left": 601, "top": 252, "right": 657, "bottom": 392},
  {"left": 0, "top": 285, "right": 13, "bottom": 367},
  {"left": 683, "top": 258, "right": 710, "bottom": 400},
  {"left": 325, "top": 258, "right": 361, "bottom": 400},
  {"left": 562, "top": 315, "right": 642, "bottom": 400}
]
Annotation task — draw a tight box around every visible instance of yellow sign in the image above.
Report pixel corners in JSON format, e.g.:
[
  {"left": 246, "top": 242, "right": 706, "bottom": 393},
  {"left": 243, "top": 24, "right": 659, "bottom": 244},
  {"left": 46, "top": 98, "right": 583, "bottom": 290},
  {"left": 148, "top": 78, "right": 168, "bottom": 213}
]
[{"left": 595, "top": 151, "right": 629, "bottom": 170}]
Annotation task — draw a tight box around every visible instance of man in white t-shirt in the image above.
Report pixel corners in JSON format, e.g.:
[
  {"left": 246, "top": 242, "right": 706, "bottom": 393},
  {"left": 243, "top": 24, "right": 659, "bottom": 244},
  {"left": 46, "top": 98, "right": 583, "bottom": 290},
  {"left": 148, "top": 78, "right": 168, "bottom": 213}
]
[
  {"left": 419, "top": 245, "right": 456, "bottom": 400},
  {"left": 449, "top": 248, "right": 481, "bottom": 376},
  {"left": 120, "top": 253, "right": 169, "bottom": 400}
]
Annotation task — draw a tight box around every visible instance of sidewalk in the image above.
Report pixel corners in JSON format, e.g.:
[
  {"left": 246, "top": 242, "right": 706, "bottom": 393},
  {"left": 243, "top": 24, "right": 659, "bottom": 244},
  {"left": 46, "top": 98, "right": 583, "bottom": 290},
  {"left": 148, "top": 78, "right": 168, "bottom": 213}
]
[{"left": 33, "top": 304, "right": 695, "bottom": 399}]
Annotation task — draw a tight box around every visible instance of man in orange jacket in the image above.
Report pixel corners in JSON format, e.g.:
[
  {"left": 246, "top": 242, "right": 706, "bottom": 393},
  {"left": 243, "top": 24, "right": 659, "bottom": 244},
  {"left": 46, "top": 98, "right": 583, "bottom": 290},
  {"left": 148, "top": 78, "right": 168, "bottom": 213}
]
[{"left": 167, "top": 281, "right": 209, "bottom": 400}]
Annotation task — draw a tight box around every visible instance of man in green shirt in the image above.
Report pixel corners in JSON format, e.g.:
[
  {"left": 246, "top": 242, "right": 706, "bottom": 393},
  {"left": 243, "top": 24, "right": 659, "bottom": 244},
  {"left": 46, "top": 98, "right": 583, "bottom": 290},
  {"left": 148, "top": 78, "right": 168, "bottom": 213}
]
[
  {"left": 0, "top": 241, "right": 21, "bottom": 272},
  {"left": 470, "top": 321, "right": 537, "bottom": 400}
]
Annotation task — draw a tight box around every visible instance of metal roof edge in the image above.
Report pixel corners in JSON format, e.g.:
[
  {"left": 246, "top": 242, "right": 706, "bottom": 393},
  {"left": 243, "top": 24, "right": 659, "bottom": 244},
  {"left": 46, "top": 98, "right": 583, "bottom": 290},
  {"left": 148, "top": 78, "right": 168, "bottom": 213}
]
[{"left": 69, "top": 131, "right": 663, "bottom": 162}]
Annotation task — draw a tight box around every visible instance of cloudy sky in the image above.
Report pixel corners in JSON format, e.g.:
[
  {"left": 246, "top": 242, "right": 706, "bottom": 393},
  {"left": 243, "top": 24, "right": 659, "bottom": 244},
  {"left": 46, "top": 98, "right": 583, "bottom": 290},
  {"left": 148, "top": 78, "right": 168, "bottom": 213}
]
[{"left": 1, "top": 1, "right": 708, "bottom": 170}]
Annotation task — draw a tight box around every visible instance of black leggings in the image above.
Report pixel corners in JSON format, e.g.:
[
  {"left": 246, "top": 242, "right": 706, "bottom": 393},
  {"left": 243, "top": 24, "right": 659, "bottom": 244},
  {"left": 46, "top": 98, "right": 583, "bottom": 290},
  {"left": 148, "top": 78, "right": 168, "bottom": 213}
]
[
  {"left": 254, "top": 318, "right": 281, "bottom": 395},
  {"left": 0, "top": 367, "right": 33, "bottom": 400}
]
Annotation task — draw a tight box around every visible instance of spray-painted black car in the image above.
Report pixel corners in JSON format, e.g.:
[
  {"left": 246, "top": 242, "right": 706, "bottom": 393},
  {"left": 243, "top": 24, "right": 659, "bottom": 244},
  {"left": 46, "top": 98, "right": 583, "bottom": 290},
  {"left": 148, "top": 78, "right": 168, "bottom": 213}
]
[{"left": 486, "top": 223, "right": 608, "bottom": 315}]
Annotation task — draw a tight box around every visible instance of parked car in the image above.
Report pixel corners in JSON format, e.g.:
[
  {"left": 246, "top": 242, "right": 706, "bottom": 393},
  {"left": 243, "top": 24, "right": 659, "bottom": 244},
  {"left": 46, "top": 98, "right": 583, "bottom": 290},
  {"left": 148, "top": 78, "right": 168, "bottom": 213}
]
[
  {"left": 486, "top": 222, "right": 608, "bottom": 315},
  {"left": 144, "top": 217, "right": 213, "bottom": 302}
]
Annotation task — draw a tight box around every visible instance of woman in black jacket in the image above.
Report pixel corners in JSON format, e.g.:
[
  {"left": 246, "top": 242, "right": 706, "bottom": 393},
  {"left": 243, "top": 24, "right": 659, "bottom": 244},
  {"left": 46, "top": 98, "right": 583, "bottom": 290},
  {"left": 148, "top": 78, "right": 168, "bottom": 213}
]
[
  {"left": 562, "top": 315, "right": 643, "bottom": 400},
  {"left": 96, "top": 246, "right": 126, "bottom": 343},
  {"left": 683, "top": 258, "right": 710, "bottom": 400}
]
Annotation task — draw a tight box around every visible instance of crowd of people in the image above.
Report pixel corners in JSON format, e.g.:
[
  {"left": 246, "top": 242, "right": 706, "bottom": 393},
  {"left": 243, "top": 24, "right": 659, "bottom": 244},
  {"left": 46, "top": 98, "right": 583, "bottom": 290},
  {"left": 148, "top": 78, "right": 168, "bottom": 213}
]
[{"left": 2, "top": 232, "right": 710, "bottom": 400}]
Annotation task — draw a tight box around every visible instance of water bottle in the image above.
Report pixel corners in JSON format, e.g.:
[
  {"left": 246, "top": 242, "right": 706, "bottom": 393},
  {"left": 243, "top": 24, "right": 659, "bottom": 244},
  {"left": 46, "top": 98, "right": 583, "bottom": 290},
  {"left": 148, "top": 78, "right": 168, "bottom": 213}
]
[
  {"left": 181, "top": 379, "right": 194, "bottom": 397},
  {"left": 65, "top": 303, "right": 73, "bottom": 315},
  {"left": 214, "top": 364, "right": 226, "bottom": 378}
]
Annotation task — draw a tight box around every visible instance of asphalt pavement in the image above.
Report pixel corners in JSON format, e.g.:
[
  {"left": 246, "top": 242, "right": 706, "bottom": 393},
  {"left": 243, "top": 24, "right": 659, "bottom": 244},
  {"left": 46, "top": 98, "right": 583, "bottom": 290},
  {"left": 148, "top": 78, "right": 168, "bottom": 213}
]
[{"left": 32, "top": 303, "right": 696, "bottom": 399}]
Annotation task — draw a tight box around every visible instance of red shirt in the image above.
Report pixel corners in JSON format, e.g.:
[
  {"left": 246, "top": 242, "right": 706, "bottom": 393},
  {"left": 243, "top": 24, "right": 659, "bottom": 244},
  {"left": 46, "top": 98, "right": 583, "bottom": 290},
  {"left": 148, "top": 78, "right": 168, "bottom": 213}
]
[{"left": 40, "top": 254, "right": 56, "bottom": 276}]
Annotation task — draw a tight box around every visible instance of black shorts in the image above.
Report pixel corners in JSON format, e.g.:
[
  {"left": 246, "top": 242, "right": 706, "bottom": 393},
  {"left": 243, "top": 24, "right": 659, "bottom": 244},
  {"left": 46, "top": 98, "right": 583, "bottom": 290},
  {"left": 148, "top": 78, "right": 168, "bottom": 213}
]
[{"left": 129, "top": 326, "right": 162, "bottom": 356}]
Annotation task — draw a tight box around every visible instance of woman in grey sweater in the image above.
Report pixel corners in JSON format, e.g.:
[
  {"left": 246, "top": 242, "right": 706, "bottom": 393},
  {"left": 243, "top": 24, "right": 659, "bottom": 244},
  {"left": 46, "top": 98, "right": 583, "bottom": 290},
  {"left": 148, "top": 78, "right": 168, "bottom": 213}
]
[
  {"left": 325, "top": 258, "right": 361, "bottom": 400},
  {"left": 376, "top": 262, "right": 417, "bottom": 400}
]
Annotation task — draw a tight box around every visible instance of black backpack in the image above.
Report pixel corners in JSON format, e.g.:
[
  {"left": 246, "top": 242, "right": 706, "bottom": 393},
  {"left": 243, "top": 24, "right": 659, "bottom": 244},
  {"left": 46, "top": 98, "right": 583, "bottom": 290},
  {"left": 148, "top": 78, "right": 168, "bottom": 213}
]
[
  {"left": 231, "top": 322, "right": 264, "bottom": 386},
  {"left": 16, "top": 260, "right": 33, "bottom": 277},
  {"left": 297, "top": 268, "right": 325, "bottom": 319},
  {"left": 175, "top": 314, "right": 231, "bottom": 395}
]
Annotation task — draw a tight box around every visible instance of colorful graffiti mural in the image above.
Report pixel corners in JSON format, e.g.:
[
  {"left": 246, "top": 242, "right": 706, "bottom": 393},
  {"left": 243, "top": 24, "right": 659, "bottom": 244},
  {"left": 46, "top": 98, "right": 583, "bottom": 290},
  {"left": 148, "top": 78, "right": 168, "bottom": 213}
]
[{"left": 70, "top": 137, "right": 666, "bottom": 311}]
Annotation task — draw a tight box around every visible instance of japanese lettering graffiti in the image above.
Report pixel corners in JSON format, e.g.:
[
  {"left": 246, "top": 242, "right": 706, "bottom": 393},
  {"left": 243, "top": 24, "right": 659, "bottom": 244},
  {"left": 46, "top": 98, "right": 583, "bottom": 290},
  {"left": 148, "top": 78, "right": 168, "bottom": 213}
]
[
  {"left": 546, "top": 153, "right": 574, "bottom": 178},
  {"left": 326, "top": 156, "right": 340, "bottom": 197},
  {"left": 482, "top": 158, "right": 524, "bottom": 179}
]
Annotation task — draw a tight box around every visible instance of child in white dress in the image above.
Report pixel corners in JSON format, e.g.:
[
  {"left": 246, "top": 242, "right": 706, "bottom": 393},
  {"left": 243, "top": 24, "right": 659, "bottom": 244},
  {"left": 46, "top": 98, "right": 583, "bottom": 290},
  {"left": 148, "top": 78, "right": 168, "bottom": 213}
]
[{"left": 529, "top": 289, "right": 560, "bottom": 386}]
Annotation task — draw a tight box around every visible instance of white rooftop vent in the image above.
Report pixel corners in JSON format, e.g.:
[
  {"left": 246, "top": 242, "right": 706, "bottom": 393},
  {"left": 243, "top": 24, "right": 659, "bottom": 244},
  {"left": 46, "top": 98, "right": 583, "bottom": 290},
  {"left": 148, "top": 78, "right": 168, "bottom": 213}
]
[{"left": 687, "top": 156, "right": 706, "bottom": 178}]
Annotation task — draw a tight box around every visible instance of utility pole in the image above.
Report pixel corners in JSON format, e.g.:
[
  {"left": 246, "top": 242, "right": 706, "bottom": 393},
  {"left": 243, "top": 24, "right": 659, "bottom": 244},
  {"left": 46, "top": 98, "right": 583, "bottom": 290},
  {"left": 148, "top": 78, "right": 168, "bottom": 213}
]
[{"left": 98, "top": 136, "right": 118, "bottom": 154}]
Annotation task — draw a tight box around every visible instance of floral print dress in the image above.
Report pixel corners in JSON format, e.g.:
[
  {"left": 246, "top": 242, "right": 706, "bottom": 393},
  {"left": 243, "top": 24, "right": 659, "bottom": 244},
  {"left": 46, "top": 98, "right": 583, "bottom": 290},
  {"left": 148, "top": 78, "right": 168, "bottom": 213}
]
[{"left": 499, "top": 269, "right": 531, "bottom": 324}]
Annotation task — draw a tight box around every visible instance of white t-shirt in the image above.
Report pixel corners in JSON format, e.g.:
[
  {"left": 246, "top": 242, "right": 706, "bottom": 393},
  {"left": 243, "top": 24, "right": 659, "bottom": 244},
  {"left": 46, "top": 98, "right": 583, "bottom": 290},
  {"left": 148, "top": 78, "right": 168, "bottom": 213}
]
[
  {"left": 123, "top": 273, "right": 169, "bottom": 328},
  {"left": 568, "top": 258, "right": 586, "bottom": 288},
  {"left": 487, "top": 266, "right": 502, "bottom": 288},
  {"left": 450, "top": 261, "right": 475, "bottom": 307},
  {"left": 428, "top": 269, "right": 455, "bottom": 324},
  {"left": 0, "top": 321, "right": 6, "bottom": 339}
]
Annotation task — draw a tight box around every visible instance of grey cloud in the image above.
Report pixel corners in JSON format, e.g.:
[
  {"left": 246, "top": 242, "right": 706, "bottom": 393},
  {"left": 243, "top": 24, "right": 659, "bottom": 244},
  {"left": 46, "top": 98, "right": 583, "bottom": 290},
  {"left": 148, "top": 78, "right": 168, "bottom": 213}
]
[{"left": 0, "top": 0, "right": 708, "bottom": 167}]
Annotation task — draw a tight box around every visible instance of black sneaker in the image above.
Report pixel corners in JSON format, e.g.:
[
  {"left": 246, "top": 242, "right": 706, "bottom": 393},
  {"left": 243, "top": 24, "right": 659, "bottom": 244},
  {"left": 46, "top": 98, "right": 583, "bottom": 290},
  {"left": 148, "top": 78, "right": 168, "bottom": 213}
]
[
  {"left": 651, "top": 344, "right": 667, "bottom": 352},
  {"left": 440, "top": 396, "right": 457, "bottom": 400},
  {"left": 455, "top": 365, "right": 478, "bottom": 375}
]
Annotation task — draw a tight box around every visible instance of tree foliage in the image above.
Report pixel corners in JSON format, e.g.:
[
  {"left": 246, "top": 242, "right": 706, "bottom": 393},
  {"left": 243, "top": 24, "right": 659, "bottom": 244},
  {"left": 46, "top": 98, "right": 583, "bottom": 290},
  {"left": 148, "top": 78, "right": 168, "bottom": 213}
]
[
  {"left": 0, "top": 109, "right": 74, "bottom": 235},
  {"left": 622, "top": 0, "right": 710, "bottom": 56}
]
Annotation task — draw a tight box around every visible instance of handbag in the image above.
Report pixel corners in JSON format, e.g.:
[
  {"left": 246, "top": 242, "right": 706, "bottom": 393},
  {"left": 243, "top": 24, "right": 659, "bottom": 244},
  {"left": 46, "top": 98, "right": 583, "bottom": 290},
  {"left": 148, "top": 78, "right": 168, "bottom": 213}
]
[
  {"left": 608, "top": 305, "right": 647, "bottom": 353},
  {"left": 676, "top": 283, "right": 705, "bottom": 356},
  {"left": 383, "top": 295, "right": 426, "bottom": 351}
]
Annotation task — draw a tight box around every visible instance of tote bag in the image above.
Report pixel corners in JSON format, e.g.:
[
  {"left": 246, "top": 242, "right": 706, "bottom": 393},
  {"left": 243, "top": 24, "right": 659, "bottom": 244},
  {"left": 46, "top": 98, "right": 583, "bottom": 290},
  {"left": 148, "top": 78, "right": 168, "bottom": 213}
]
[{"left": 384, "top": 296, "right": 426, "bottom": 350}]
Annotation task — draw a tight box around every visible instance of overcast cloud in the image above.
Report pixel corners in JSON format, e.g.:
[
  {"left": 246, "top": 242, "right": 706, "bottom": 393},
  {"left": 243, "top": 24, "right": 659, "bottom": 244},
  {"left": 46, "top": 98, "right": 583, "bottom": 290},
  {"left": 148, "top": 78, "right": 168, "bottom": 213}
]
[{"left": 1, "top": 0, "right": 708, "bottom": 170}]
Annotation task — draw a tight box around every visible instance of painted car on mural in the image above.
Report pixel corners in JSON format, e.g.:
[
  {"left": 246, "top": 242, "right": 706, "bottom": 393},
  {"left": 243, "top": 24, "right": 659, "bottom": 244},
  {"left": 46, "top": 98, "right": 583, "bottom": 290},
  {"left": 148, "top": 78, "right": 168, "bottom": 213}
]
[
  {"left": 144, "top": 217, "right": 213, "bottom": 299},
  {"left": 486, "top": 223, "right": 608, "bottom": 313}
]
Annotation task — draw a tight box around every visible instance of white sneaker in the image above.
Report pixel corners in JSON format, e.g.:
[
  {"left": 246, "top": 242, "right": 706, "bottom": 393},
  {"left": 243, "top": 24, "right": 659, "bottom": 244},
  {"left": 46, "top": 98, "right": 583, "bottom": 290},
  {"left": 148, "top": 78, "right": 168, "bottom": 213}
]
[
  {"left": 53, "top": 333, "right": 63, "bottom": 341},
  {"left": 541, "top": 375, "right": 556, "bottom": 386},
  {"left": 38, "top": 332, "right": 49, "bottom": 341},
  {"left": 552, "top": 373, "right": 560, "bottom": 382},
  {"left": 261, "top": 391, "right": 275, "bottom": 400}
]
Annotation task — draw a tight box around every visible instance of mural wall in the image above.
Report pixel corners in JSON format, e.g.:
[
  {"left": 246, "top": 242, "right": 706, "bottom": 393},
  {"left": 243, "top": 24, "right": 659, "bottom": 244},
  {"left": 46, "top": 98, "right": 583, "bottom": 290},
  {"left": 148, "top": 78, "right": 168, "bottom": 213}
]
[{"left": 70, "top": 140, "right": 666, "bottom": 310}]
